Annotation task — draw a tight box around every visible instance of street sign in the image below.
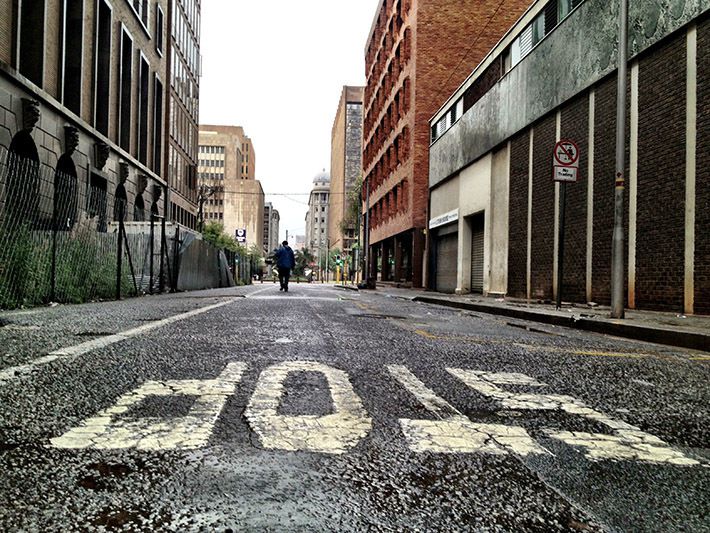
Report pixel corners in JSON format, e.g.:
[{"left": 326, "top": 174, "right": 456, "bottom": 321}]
[
  {"left": 235, "top": 228, "right": 247, "bottom": 244},
  {"left": 552, "top": 140, "right": 580, "bottom": 182}
]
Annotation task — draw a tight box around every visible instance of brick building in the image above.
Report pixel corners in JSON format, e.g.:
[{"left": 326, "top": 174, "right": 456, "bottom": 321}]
[
  {"left": 0, "top": 0, "right": 170, "bottom": 228},
  {"left": 428, "top": 0, "right": 710, "bottom": 314},
  {"left": 198, "top": 125, "right": 263, "bottom": 250},
  {"left": 167, "top": 0, "right": 201, "bottom": 229},
  {"left": 328, "top": 86, "right": 363, "bottom": 258},
  {"left": 362, "top": 0, "right": 531, "bottom": 287}
]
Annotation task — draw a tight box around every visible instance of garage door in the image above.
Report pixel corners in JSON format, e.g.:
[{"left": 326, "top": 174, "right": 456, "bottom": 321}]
[
  {"left": 470, "top": 214, "right": 484, "bottom": 293},
  {"left": 436, "top": 229, "right": 458, "bottom": 293}
]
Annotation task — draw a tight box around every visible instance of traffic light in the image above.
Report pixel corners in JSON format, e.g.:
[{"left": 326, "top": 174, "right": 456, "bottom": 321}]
[{"left": 336, "top": 254, "right": 342, "bottom": 266}]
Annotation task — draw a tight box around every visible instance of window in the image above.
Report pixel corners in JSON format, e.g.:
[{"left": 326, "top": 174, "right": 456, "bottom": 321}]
[
  {"left": 132, "top": 0, "right": 149, "bottom": 27},
  {"left": 558, "top": 0, "right": 584, "bottom": 20},
  {"left": 118, "top": 28, "right": 133, "bottom": 151},
  {"left": 94, "top": 0, "right": 112, "bottom": 135},
  {"left": 155, "top": 5, "right": 164, "bottom": 55},
  {"left": 61, "top": 0, "right": 83, "bottom": 114},
  {"left": 17, "top": 0, "right": 45, "bottom": 86},
  {"left": 138, "top": 55, "right": 149, "bottom": 164},
  {"left": 88, "top": 173, "right": 108, "bottom": 232},
  {"left": 153, "top": 76, "right": 163, "bottom": 174}
]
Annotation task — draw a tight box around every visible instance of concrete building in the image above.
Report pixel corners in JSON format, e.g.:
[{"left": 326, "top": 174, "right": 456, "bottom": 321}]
[
  {"left": 328, "top": 86, "right": 363, "bottom": 257},
  {"left": 428, "top": 0, "right": 710, "bottom": 315},
  {"left": 198, "top": 125, "right": 263, "bottom": 250},
  {"left": 0, "top": 0, "right": 170, "bottom": 230},
  {"left": 263, "top": 202, "right": 280, "bottom": 254},
  {"left": 306, "top": 170, "right": 330, "bottom": 258},
  {"left": 362, "top": 0, "right": 531, "bottom": 287},
  {"left": 167, "top": 0, "right": 201, "bottom": 230},
  {"left": 293, "top": 234, "right": 307, "bottom": 252}
]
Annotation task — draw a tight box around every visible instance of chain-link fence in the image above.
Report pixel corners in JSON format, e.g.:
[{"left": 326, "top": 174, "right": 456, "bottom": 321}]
[{"left": 0, "top": 146, "right": 173, "bottom": 309}]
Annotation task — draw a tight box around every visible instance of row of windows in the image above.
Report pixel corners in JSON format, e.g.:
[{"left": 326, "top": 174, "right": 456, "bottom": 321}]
[
  {"left": 171, "top": 202, "right": 197, "bottom": 229},
  {"left": 14, "top": 0, "right": 165, "bottom": 174},
  {"left": 171, "top": 49, "right": 199, "bottom": 122},
  {"left": 199, "top": 159, "right": 224, "bottom": 167},
  {"left": 199, "top": 172, "right": 224, "bottom": 180},
  {"left": 366, "top": 0, "right": 411, "bottom": 78},
  {"left": 430, "top": 0, "right": 585, "bottom": 144},
  {"left": 204, "top": 212, "right": 223, "bottom": 220},
  {"left": 199, "top": 145, "right": 226, "bottom": 154},
  {"left": 172, "top": 0, "right": 200, "bottom": 78}
]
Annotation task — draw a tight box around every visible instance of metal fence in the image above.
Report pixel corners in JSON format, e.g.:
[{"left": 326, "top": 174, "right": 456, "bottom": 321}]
[{"left": 0, "top": 146, "right": 174, "bottom": 309}]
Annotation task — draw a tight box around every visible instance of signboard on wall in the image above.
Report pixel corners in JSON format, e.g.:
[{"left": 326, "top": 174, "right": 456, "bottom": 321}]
[
  {"left": 235, "top": 228, "right": 247, "bottom": 244},
  {"left": 429, "top": 209, "right": 459, "bottom": 230}
]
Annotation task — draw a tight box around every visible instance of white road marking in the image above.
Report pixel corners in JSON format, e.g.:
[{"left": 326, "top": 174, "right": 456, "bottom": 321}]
[
  {"left": 0, "top": 300, "right": 235, "bottom": 384},
  {"left": 387, "top": 365, "right": 549, "bottom": 456},
  {"left": 387, "top": 365, "right": 460, "bottom": 416},
  {"left": 244, "top": 361, "right": 372, "bottom": 454},
  {"left": 51, "top": 362, "right": 246, "bottom": 450},
  {"left": 449, "top": 369, "right": 700, "bottom": 465}
]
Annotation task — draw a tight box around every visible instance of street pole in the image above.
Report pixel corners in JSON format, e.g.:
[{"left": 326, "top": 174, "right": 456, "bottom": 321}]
[
  {"left": 611, "top": 0, "right": 628, "bottom": 319},
  {"left": 556, "top": 182, "right": 567, "bottom": 310},
  {"left": 364, "top": 178, "right": 370, "bottom": 283}
]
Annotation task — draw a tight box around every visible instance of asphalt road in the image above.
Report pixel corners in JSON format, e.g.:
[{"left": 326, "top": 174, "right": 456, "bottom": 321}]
[{"left": 0, "top": 283, "right": 708, "bottom": 532}]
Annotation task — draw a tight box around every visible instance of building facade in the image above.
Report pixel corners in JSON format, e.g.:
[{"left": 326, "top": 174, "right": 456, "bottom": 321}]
[
  {"left": 263, "top": 202, "right": 280, "bottom": 254},
  {"left": 362, "top": 0, "right": 531, "bottom": 287},
  {"left": 198, "top": 125, "right": 263, "bottom": 250},
  {"left": 428, "top": 0, "right": 710, "bottom": 315},
  {"left": 306, "top": 170, "right": 330, "bottom": 258},
  {"left": 0, "top": 0, "right": 170, "bottom": 231},
  {"left": 167, "top": 0, "right": 201, "bottom": 230},
  {"left": 328, "top": 86, "right": 363, "bottom": 257}
]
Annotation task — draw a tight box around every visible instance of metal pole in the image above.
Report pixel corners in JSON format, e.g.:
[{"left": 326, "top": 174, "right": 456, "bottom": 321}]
[
  {"left": 556, "top": 182, "right": 567, "bottom": 310},
  {"left": 50, "top": 226, "right": 57, "bottom": 302},
  {"left": 159, "top": 216, "right": 166, "bottom": 292},
  {"left": 149, "top": 215, "right": 155, "bottom": 294},
  {"left": 116, "top": 218, "right": 123, "bottom": 301},
  {"left": 611, "top": 0, "right": 628, "bottom": 318},
  {"left": 365, "top": 178, "right": 370, "bottom": 282}
]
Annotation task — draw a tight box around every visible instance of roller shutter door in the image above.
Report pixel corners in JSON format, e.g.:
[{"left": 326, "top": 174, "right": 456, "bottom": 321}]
[
  {"left": 470, "top": 216, "right": 484, "bottom": 293},
  {"left": 436, "top": 229, "right": 458, "bottom": 293}
]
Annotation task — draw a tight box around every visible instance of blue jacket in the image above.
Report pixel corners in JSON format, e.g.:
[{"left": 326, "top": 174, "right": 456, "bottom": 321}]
[{"left": 276, "top": 245, "right": 295, "bottom": 269}]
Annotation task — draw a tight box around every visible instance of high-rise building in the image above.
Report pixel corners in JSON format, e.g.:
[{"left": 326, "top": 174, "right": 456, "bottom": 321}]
[
  {"left": 167, "top": 0, "right": 201, "bottom": 229},
  {"left": 306, "top": 170, "right": 330, "bottom": 257},
  {"left": 362, "top": 0, "right": 531, "bottom": 287},
  {"left": 328, "top": 86, "right": 364, "bottom": 257},
  {"left": 263, "top": 202, "right": 280, "bottom": 254},
  {"left": 0, "top": 0, "right": 170, "bottom": 228},
  {"left": 198, "top": 125, "right": 263, "bottom": 250}
]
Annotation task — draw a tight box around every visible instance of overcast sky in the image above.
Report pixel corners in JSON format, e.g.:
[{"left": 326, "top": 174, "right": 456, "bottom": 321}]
[{"left": 199, "top": 0, "right": 381, "bottom": 241}]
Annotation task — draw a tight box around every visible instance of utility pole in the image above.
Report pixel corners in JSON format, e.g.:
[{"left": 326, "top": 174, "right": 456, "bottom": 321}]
[{"left": 611, "top": 0, "right": 628, "bottom": 318}]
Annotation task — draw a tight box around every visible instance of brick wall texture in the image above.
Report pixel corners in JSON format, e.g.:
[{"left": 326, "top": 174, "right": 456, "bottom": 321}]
[
  {"left": 559, "top": 92, "right": 589, "bottom": 303},
  {"left": 636, "top": 32, "right": 687, "bottom": 312},
  {"left": 507, "top": 132, "right": 529, "bottom": 298},
  {"left": 530, "top": 113, "right": 557, "bottom": 300},
  {"left": 696, "top": 16, "right": 710, "bottom": 314}
]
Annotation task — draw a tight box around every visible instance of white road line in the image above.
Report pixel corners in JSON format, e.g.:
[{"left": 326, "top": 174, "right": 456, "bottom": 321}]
[
  {"left": 387, "top": 365, "right": 461, "bottom": 417},
  {"left": 0, "top": 300, "right": 235, "bottom": 384}
]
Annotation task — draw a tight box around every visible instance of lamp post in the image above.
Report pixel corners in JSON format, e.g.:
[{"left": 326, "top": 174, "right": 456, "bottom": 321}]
[
  {"left": 611, "top": 0, "right": 628, "bottom": 318},
  {"left": 197, "top": 184, "right": 215, "bottom": 232}
]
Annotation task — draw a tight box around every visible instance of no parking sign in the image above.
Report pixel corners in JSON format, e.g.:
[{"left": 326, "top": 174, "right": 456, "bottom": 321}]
[{"left": 552, "top": 140, "right": 580, "bottom": 182}]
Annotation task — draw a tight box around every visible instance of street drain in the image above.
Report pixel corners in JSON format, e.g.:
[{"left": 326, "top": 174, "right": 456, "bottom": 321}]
[{"left": 75, "top": 331, "right": 113, "bottom": 337}]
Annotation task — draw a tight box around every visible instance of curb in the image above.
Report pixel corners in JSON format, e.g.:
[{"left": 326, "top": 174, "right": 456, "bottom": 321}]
[
  {"left": 411, "top": 296, "right": 710, "bottom": 353},
  {"left": 334, "top": 284, "right": 360, "bottom": 291}
]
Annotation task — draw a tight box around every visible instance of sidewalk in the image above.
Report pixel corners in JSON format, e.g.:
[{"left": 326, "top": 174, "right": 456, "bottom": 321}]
[{"left": 336, "top": 283, "right": 710, "bottom": 353}]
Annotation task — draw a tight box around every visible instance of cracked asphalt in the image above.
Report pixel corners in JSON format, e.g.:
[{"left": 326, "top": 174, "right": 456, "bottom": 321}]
[{"left": 0, "top": 283, "right": 708, "bottom": 532}]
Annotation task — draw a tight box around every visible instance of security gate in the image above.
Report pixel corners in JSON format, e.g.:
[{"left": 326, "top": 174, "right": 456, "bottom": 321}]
[
  {"left": 435, "top": 224, "right": 458, "bottom": 293},
  {"left": 470, "top": 214, "right": 484, "bottom": 293}
]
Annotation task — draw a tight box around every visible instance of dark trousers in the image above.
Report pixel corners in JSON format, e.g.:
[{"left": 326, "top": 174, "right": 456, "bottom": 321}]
[{"left": 279, "top": 268, "right": 291, "bottom": 290}]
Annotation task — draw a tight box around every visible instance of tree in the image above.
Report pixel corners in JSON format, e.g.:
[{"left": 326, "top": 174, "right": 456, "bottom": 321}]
[
  {"left": 339, "top": 174, "right": 363, "bottom": 235},
  {"left": 202, "top": 221, "right": 242, "bottom": 253},
  {"left": 294, "top": 248, "right": 315, "bottom": 277}
]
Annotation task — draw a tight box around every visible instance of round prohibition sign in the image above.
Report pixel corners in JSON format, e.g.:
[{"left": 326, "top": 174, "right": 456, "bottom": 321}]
[{"left": 553, "top": 140, "right": 579, "bottom": 166}]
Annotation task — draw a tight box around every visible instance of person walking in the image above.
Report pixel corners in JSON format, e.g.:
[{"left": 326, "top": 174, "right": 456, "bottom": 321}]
[{"left": 275, "top": 240, "right": 296, "bottom": 292}]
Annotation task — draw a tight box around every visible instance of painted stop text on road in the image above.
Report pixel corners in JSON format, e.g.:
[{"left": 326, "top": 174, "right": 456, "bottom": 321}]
[{"left": 51, "top": 361, "right": 701, "bottom": 467}]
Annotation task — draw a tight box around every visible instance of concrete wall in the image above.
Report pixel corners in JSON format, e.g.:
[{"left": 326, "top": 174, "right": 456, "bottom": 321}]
[{"left": 430, "top": 0, "right": 710, "bottom": 187}]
